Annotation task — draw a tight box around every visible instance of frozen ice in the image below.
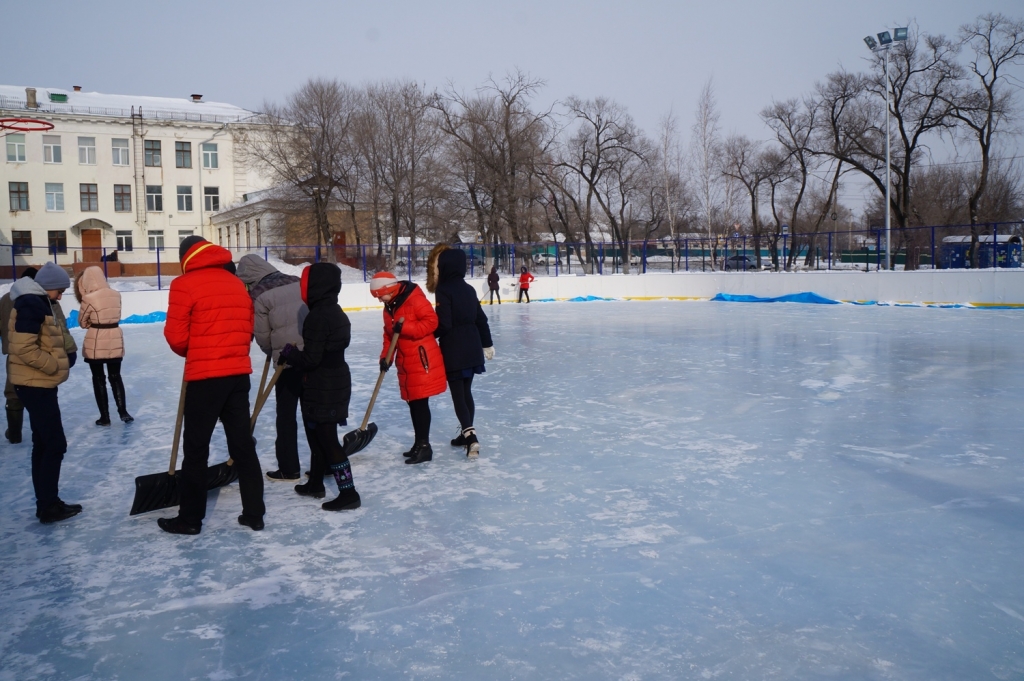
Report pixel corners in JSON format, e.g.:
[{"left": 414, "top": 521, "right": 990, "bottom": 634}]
[{"left": 1, "top": 301, "right": 1023, "bottom": 680}]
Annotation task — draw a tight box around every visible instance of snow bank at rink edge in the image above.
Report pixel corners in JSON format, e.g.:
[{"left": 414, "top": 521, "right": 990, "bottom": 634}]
[{"left": 52, "top": 269, "right": 1024, "bottom": 322}]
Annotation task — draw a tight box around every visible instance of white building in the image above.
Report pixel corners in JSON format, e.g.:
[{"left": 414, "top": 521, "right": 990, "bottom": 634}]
[{"left": 0, "top": 85, "right": 270, "bottom": 275}]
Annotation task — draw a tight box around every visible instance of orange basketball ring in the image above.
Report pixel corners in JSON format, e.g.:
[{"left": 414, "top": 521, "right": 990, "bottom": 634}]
[{"left": 0, "top": 118, "right": 55, "bottom": 132}]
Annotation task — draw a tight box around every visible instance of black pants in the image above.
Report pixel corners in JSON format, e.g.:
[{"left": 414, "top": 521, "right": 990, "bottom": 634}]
[
  {"left": 304, "top": 421, "right": 348, "bottom": 469},
  {"left": 447, "top": 373, "right": 475, "bottom": 430},
  {"left": 274, "top": 367, "right": 303, "bottom": 475},
  {"left": 518, "top": 287, "right": 530, "bottom": 303},
  {"left": 179, "top": 374, "right": 265, "bottom": 526},
  {"left": 16, "top": 386, "right": 66, "bottom": 512},
  {"left": 408, "top": 398, "right": 431, "bottom": 443},
  {"left": 488, "top": 289, "right": 501, "bottom": 304}
]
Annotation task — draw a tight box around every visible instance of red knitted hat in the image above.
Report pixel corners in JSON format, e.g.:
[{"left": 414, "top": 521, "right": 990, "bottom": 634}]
[{"left": 369, "top": 271, "right": 400, "bottom": 299}]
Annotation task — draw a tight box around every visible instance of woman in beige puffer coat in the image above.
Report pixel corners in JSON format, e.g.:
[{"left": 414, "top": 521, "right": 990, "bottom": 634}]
[{"left": 75, "top": 266, "right": 133, "bottom": 425}]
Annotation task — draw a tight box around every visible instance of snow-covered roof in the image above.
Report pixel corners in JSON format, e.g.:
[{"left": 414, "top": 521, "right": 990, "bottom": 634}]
[{"left": 0, "top": 85, "right": 256, "bottom": 123}]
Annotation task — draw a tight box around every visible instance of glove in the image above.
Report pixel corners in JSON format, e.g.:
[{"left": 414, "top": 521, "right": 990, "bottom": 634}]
[
  {"left": 279, "top": 344, "right": 297, "bottom": 366},
  {"left": 483, "top": 346, "right": 495, "bottom": 361},
  {"left": 392, "top": 320, "right": 404, "bottom": 336},
  {"left": 67, "top": 352, "right": 77, "bottom": 368},
  {"left": 379, "top": 358, "right": 391, "bottom": 373}
]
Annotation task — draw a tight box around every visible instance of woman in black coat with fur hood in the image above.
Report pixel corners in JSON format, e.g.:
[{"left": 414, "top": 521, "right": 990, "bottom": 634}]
[
  {"left": 434, "top": 249, "right": 494, "bottom": 458},
  {"left": 279, "top": 262, "right": 359, "bottom": 511}
]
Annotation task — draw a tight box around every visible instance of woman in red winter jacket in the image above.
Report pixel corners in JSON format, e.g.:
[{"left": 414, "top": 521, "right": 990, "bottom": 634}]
[
  {"left": 518, "top": 267, "right": 535, "bottom": 303},
  {"left": 370, "top": 272, "right": 446, "bottom": 464}
]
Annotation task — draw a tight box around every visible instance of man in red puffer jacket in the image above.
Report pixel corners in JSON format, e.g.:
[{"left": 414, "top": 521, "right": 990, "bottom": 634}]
[{"left": 158, "top": 236, "right": 265, "bottom": 535}]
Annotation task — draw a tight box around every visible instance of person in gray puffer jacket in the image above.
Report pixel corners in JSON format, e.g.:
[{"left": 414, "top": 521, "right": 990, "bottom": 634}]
[{"left": 236, "top": 254, "right": 308, "bottom": 481}]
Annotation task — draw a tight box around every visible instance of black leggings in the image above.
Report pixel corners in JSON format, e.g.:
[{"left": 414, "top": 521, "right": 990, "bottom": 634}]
[
  {"left": 489, "top": 289, "right": 501, "bottom": 304},
  {"left": 88, "top": 357, "right": 123, "bottom": 385},
  {"left": 408, "top": 398, "right": 431, "bottom": 443},
  {"left": 447, "top": 373, "right": 475, "bottom": 430},
  {"left": 518, "top": 287, "right": 530, "bottom": 303},
  {"left": 307, "top": 421, "right": 348, "bottom": 467}
]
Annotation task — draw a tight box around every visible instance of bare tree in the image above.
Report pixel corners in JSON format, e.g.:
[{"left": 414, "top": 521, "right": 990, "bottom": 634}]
[
  {"left": 950, "top": 13, "right": 1024, "bottom": 266},
  {"left": 690, "top": 78, "right": 723, "bottom": 270},
  {"left": 241, "top": 78, "right": 360, "bottom": 258}
]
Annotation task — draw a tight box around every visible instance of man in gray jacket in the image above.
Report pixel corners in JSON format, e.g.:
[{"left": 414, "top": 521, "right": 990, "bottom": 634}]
[{"left": 236, "top": 255, "right": 307, "bottom": 481}]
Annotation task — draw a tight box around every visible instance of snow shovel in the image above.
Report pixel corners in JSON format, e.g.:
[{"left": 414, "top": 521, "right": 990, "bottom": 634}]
[
  {"left": 341, "top": 317, "right": 404, "bottom": 456},
  {"left": 251, "top": 362, "right": 286, "bottom": 436},
  {"left": 129, "top": 377, "right": 188, "bottom": 516}
]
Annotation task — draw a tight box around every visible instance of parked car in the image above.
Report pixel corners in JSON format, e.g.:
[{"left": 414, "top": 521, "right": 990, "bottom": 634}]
[
  {"left": 533, "top": 253, "right": 558, "bottom": 265},
  {"left": 724, "top": 255, "right": 758, "bottom": 271}
]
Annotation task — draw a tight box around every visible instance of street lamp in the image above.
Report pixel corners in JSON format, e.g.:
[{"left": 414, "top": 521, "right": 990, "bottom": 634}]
[{"left": 864, "top": 26, "right": 908, "bottom": 271}]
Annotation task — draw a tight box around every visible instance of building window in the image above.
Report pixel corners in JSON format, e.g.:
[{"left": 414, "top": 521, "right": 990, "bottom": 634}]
[
  {"left": 217, "top": 227, "right": 223, "bottom": 245},
  {"left": 48, "top": 230, "right": 67, "bottom": 255},
  {"left": 146, "top": 185, "right": 163, "bottom": 212},
  {"left": 12, "top": 230, "right": 32, "bottom": 256},
  {"left": 116, "top": 230, "right": 134, "bottom": 252},
  {"left": 6, "top": 134, "right": 26, "bottom": 162},
  {"left": 148, "top": 230, "right": 164, "bottom": 251},
  {"left": 80, "top": 183, "right": 98, "bottom": 212},
  {"left": 112, "top": 139, "right": 130, "bottom": 166},
  {"left": 203, "top": 186, "right": 219, "bottom": 211},
  {"left": 202, "top": 142, "right": 218, "bottom": 169},
  {"left": 78, "top": 137, "right": 96, "bottom": 165},
  {"left": 235, "top": 223, "right": 241, "bottom": 246},
  {"left": 176, "top": 186, "right": 193, "bottom": 212},
  {"left": 43, "top": 135, "right": 62, "bottom": 164},
  {"left": 178, "top": 230, "right": 194, "bottom": 245},
  {"left": 255, "top": 218, "right": 261, "bottom": 246},
  {"left": 175, "top": 141, "right": 192, "bottom": 168},
  {"left": 144, "top": 140, "right": 161, "bottom": 167},
  {"left": 114, "top": 185, "right": 131, "bottom": 212},
  {"left": 9, "top": 182, "right": 28, "bottom": 211},
  {"left": 45, "top": 183, "right": 64, "bottom": 211},
  {"left": 245, "top": 221, "right": 251, "bottom": 248}
]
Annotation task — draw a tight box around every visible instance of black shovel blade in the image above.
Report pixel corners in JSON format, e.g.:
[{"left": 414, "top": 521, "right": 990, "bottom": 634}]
[
  {"left": 207, "top": 460, "right": 239, "bottom": 490},
  {"left": 342, "top": 422, "right": 378, "bottom": 456},
  {"left": 130, "top": 471, "right": 180, "bottom": 516}
]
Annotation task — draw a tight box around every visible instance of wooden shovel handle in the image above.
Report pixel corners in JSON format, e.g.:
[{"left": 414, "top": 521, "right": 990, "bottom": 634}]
[
  {"left": 250, "top": 364, "right": 285, "bottom": 434},
  {"left": 168, "top": 377, "right": 187, "bottom": 476},
  {"left": 360, "top": 316, "right": 404, "bottom": 431},
  {"left": 256, "top": 355, "right": 271, "bottom": 401}
]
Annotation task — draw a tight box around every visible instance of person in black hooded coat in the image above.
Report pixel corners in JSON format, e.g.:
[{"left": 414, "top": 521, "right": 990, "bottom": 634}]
[
  {"left": 279, "top": 262, "right": 360, "bottom": 511},
  {"left": 434, "top": 249, "right": 494, "bottom": 458}
]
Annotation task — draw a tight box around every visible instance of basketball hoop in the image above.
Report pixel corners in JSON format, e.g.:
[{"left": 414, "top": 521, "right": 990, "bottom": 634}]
[{"left": 0, "top": 118, "right": 55, "bottom": 132}]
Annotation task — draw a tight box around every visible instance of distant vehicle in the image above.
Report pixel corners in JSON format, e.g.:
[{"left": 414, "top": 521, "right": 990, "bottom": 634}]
[
  {"left": 724, "top": 254, "right": 758, "bottom": 271},
  {"left": 533, "top": 253, "right": 558, "bottom": 265}
]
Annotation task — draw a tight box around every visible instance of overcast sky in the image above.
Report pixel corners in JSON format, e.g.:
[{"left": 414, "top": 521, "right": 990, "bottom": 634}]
[{"left": 8, "top": 0, "right": 1023, "bottom": 209}]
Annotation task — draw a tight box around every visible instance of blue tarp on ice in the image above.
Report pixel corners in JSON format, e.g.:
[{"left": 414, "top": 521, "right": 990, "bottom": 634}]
[
  {"left": 711, "top": 291, "right": 840, "bottom": 305},
  {"left": 567, "top": 295, "right": 613, "bottom": 302},
  {"left": 66, "top": 310, "right": 167, "bottom": 326}
]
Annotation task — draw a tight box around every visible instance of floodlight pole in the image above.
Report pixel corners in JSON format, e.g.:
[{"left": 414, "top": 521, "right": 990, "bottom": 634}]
[{"left": 883, "top": 45, "right": 891, "bottom": 271}]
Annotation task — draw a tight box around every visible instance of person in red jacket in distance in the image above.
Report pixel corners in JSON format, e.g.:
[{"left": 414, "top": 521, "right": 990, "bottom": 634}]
[
  {"left": 517, "top": 266, "right": 535, "bottom": 303},
  {"left": 370, "top": 272, "right": 447, "bottom": 464},
  {"left": 159, "top": 236, "right": 265, "bottom": 535}
]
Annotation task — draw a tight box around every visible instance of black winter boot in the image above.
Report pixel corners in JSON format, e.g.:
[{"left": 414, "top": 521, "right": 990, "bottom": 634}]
[
  {"left": 463, "top": 427, "right": 480, "bottom": 459},
  {"left": 295, "top": 446, "right": 327, "bottom": 499},
  {"left": 38, "top": 499, "right": 82, "bottom": 524},
  {"left": 110, "top": 373, "right": 133, "bottom": 423},
  {"left": 5, "top": 407, "right": 23, "bottom": 444},
  {"left": 404, "top": 441, "right": 433, "bottom": 465},
  {"left": 322, "top": 459, "right": 361, "bottom": 510},
  {"left": 450, "top": 427, "right": 466, "bottom": 447},
  {"left": 92, "top": 373, "right": 110, "bottom": 426}
]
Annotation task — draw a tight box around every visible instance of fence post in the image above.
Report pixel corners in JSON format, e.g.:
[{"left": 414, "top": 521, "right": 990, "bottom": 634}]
[
  {"left": 407, "top": 245, "right": 412, "bottom": 280},
  {"left": 264, "top": 246, "right": 268, "bottom": 261},
  {"left": 10, "top": 246, "right": 15, "bottom": 282},
  {"left": 102, "top": 247, "right": 108, "bottom": 279},
  {"left": 156, "top": 246, "right": 162, "bottom": 291},
  {"left": 931, "top": 226, "right": 935, "bottom": 269},
  {"left": 993, "top": 222, "right": 999, "bottom": 269},
  {"left": 684, "top": 239, "right": 689, "bottom": 271},
  {"left": 828, "top": 232, "right": 832, "bottom": 271},
  {"left": 361, "top": 245, "right": 367, "bottom": 282},
  {"left": 876, "top": 231, "right": 881, "bottom": 271},
  {"left": 782, "top": 234, "right": 787, "bottom": 271}
]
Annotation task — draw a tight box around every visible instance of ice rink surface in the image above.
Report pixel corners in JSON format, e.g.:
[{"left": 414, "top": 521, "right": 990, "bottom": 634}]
[{"left": 1, "top": 301, "right": 1023, "bottom": 680}]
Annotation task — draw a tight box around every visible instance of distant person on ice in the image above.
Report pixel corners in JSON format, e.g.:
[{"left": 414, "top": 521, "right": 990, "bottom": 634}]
[
  {"left": 1, "top": 266, "right": 37, "bottom": 444},
  {"left": 370, "top": 271, "right": 447, "bottom": 464},
  {"left": 8, "top": 262, "right": 80, "bottom": 523},
  {"left": 518, "top": 266, "right": 535, "bottom": 303},
  {"left": 487, "top": 266, "right": 501, "bottom": 305},
  {"left": 159, "top": 236, "right": 265, "bottom": 535},
  {"left": 278, "top": 262, "right": 361, "bottom": 511},
  {"left": 236, "top": 254, "right": 307, "bottom": 483},
  {"left": 434, "top": 249, "right": 494, "bottom": 458},
  {"left": 75, "top": 266, "right": 133, "bottom": 426}
]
